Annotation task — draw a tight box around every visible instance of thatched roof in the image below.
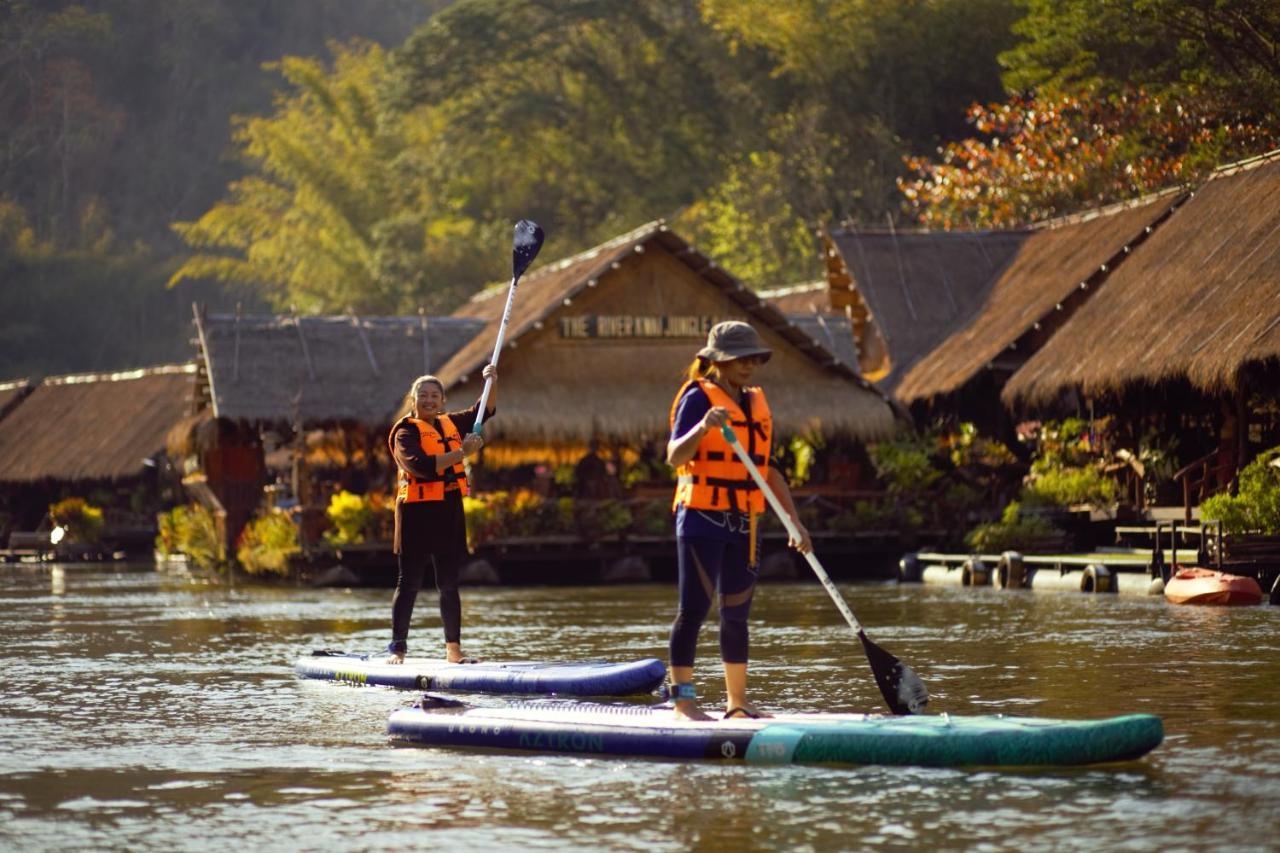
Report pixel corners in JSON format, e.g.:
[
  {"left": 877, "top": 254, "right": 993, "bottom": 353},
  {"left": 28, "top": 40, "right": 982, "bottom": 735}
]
[
  {"left": 895, "top": 191, "right": 1184, "bottom": 403},
  {"left": 442, "top": 221, "right": 896, "bottom": 442},
  {"left": 1005, "top": 152, "right": 1280, "bottom": 405},
  {"left": 759, "top": 280, "right": 829, "bottom": 314},
  {"left": 195, "top": 311, "right": 486, "bottom": 426},
  {"left": 0, "top": 365, "right": 196, "bottom": 483},
  {"left": 0, "top": 379, "right": 32, "bottom": 423},
  {"left": 759, "top": 281, "right": 860, "bottom": 372},
  {"left": 826, "top": 226, "right": 1031, "bottom": 391}
]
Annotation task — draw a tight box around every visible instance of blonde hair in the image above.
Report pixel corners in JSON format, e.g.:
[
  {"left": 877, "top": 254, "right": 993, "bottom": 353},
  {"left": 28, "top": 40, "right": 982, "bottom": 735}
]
[{"left": 684, "top": 357, "right": 720, "bottom": 382}]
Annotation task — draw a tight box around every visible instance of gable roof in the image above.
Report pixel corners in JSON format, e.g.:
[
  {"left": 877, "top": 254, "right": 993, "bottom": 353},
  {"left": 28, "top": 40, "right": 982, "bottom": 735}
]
[
  {"left": 441, "top": 221, "right": 881, "bottom": 393},
  {"left": 759, "top": 281, "right": 860, "bottom": 372},
  {"left": 825, "top": 226, "right": 1031, "bottom": 392},
  {"left": 1005, "top": 151, "right": 1280, "bottom": 404},
  {"left": 442, "top": 221, "right": 897, "bottom": 441},
  {"left": 0, "top": 379, "right": 32, "bottom": 423},
  {"left": 0, "top": 365, "right": 195, "bottom": 483},
  {"left": 895, "top": 190, "right": 1185, "bottom": 403},
  {"left": 195, "top": 310, "right": 486, "bottom": 426},
  {"left": 758, "top": 280, "right": 829, "bottom": 314}
]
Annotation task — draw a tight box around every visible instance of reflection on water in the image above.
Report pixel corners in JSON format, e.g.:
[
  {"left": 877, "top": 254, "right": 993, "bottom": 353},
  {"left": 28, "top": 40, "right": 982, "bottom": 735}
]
[{"left": 0, "top": 563, "right": 1277, "bottom": 850}]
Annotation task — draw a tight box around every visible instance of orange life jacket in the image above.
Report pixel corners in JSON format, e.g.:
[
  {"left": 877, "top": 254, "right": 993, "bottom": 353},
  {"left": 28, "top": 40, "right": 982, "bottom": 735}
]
[
  {"left": 390, "top": 415, "right": 469, "bottom": 502},
  {"left": 669, "top": 378, "right": 772, "bottom": 514}
]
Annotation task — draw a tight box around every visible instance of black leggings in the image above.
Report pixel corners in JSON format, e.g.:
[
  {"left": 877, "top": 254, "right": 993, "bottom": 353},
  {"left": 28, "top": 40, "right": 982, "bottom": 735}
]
[
  {"left": 669, "top": 536, "right": 757, "bottom": 667},
  {"left": 390, "top": 547, "right": 462, "bottom": 652}
]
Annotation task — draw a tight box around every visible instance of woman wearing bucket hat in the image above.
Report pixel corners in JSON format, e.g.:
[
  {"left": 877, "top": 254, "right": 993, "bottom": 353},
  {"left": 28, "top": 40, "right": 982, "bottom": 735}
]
[{"left": 665, "top": 320, "right": 812, "bottom": 721}]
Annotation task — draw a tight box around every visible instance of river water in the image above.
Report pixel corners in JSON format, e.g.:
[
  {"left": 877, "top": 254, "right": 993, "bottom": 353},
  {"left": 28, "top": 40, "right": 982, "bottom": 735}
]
[{"left": 1, "top": 562, "right": 1277, "bottom": 851}]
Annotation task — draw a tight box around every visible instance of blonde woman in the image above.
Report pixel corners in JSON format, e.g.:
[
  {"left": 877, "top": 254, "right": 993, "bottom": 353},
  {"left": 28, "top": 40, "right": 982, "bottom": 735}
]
[{"left": 386, "top": 364, "right": 496, "bottom": 664}]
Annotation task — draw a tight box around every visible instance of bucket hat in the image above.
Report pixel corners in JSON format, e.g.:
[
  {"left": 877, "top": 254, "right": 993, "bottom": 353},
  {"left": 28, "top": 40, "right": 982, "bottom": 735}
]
[{"left": 697, "top": 321, "right": 772, "bottom": 363}]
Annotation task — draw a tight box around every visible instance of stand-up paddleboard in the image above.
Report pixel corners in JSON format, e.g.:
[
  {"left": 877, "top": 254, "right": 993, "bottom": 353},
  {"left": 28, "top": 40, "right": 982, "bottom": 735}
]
[
  {"left": 295, "top": 651, "right": 667, "bottom": 696},
  {"left": 388, "top": 698, "right": 1163, "bottom": 768}
]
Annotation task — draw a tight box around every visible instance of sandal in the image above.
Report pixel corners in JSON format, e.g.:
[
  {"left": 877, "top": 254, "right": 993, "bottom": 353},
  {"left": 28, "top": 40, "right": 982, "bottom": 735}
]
[{"left": 723, "top": 706, "right": 771, "bottom": 720}]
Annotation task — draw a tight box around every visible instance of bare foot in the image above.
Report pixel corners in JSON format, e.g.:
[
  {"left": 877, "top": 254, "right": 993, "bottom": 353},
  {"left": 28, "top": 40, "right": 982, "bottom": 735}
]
[
  {"left": 673, "top": 701, "right": 713, "bottom": 722},
  {"left": 385, "top": 652, "right": 405, "bottom": 665},
  {"left": 446, "top": 652, "right": 480, "bottom": 664}
]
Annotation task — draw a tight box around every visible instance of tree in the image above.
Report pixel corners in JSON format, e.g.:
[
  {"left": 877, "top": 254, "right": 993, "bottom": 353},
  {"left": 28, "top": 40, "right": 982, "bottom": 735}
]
[
  {"left": 169, "top": 42, "right": 492, "bottom": 314},
  {"left": 1002, "top": 0, "right": 1280, "bottom": 122},
  {"left": 392, "top": 0, "right": 766, "bottom": 251},
  {"left": 898, "top": 88, "right": 1279, "bottom": 228}
]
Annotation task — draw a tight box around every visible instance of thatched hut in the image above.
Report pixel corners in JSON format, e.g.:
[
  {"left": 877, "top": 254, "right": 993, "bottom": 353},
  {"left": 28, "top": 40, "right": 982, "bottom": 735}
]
[
  {"left": 438, "top": 221, "right": 897, "bottom": 451},
  {"left": 1005, "top": 153, "right": 1280, "bottom": 406},
  {"left": 893, "top": 190, "right": 1185, "bottom": 428},
  {"left": 823, "top": 225, "right": 1031, "bottom": 391},
  {"left": 0, "top": 364, "right": 197, "bottom": 539},
  {"left": 194, "top": 309, "right": 487, "bottom": 426},
  {"left": 189, "top": 308, "right": 487, "bottom": 547},
  {"left": 1003, "top": 151, "right": 1280, "bottom": 502}
]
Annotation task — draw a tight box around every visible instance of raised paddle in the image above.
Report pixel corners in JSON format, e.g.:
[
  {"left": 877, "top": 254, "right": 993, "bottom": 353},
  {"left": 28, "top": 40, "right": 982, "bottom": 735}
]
[
  {"left": 474, "top": 219, "right": 544, "bottom": 434},
  {"left": 720, "top": 424, "right": 929, "bottom": 715}
]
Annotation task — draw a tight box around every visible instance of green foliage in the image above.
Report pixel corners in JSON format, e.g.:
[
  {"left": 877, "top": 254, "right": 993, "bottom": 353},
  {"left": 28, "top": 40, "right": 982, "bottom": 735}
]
[
  {"left": 964, "top": 501, "right": 1065, "bottom": 553},
  {"left": 322, "top": 490, "right": 390, "bottom": 546},
  {"left": 171, "top": 41, "right": 491, "bottom": 314},
  {"left": 1016, "top": 419, "right": 1116, "bottom": 508},
  {"left": 463, "top": 490, "right": 645, "bottom": 545},
  {"left": 48, "top": 497, "right": 104, "bottom": 544},
  {"left": 154, "top": 504, "right": 224, "bottom": 570},
  {"left": 868, "top": 432, "right": 943, "bottom": 495},
  {"left": 1001, "top": 0, "right": 1280, "bottom": 123},
  {"left": 1200, "top": 447, "right": 1280, "bottom": 535},
  {"left": 236, "top": 511, "right": 301, "bottom": 576},
  {"left": 1021, "top": 465, "right": 1117, "bottom": 508}
]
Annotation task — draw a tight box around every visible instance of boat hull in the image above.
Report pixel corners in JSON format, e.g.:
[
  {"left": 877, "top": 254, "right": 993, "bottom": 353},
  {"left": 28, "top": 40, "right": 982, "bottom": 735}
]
[{"left": 1164, "top": 568, "right": 1263, "bottom": 606}]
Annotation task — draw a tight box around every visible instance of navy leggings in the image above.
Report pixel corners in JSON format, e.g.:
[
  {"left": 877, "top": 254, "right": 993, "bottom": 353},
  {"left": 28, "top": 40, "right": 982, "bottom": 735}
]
[{"left": 669, "top": 536, "right": 757, "bottom": 667}]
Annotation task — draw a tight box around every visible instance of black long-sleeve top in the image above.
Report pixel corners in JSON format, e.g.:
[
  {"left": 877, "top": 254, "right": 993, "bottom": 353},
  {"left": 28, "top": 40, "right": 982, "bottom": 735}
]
[{"left": 389, "top": 400, "right": 492, "bottom": 554}]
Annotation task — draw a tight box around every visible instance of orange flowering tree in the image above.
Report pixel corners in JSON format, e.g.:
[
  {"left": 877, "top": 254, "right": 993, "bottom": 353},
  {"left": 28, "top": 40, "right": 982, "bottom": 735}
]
[{"left": 898, "top": 89, "right": 1279, "bottom": 229}]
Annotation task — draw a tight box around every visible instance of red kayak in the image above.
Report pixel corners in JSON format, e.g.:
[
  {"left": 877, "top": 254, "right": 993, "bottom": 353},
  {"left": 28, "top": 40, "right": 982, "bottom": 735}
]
[{"left": 1164, "top": 567, "right": 1264, "bottom": 606}]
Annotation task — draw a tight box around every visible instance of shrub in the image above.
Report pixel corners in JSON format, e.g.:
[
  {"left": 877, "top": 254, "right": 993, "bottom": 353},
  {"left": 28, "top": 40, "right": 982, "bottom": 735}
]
[
  {"left": 1022, "top": 465, "right": 1117, "bottom": 508},
  {"left": 155, "top": 504, "right": 224, "bottom": 569},
  {"left": 48, "top": 497, "right": 104, "bottom": 544},
  {"left": 869, "top": 433, "right": 942, "bottom": 494},
  {"left": 965, "top": 501, "right": 1066, "bottom": 553},
  {"left": 1200, "top": 446, "right": 1280, "bottom": 534},
  {"left": 236, "top": 511, "right": 300, "bottom": 576},
  {"left": 324, "top": 490, "right": 386, "bottom": 546}
]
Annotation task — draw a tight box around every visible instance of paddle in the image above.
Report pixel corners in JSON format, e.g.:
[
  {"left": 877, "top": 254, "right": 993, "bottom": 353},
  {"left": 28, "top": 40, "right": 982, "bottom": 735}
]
[
  {"left": 474, "top": 219, "right": 545, "bottom": 434},
  {"left": 720, "top": 424, "right": 929, "bottom": 715}
]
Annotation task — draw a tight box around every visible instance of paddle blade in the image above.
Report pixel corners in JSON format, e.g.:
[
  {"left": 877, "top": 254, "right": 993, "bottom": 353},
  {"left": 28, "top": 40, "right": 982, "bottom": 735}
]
[
  {"left": 512, "top": 219, "right": 544, "bottom": 280},
  {"left": 859, "top": 630, "right": 929, "bottom": 715}
]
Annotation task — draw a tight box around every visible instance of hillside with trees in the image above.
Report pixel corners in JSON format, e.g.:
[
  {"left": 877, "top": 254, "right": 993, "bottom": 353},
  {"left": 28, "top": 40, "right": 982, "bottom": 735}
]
[{"left": 3, "top": 0, "right": 1277, "bottom": 376}]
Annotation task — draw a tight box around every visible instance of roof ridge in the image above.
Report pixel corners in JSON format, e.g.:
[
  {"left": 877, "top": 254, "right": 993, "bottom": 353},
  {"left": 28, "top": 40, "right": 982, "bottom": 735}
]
[
  {"left": 42, "top": 363, "right": 197, "bottom": 386},
  {"left": 466, "top": 220, "right": 665, "bottom": 305}
]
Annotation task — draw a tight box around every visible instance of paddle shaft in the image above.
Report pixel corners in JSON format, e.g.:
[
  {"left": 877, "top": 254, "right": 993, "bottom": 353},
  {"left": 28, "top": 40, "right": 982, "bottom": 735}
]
[
  {"left": 472, "top": 273, "right": 518, "bottom": 434},
  {"left": 719, "top": 425, "right": 863, "bottom": 635}
]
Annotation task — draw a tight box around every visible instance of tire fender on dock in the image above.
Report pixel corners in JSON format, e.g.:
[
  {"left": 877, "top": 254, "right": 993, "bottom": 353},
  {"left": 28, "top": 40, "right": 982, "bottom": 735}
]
[
  {"left": 994, "top": 551, "right": 1026, "bottom": 589},
  {"left": 961, "top": 557, "right": 989, "bottom": 587},
  {"left": 898, "top": 553, "right": 923, "bottom": 583},
  {"left": 1081, "top": 563, "right": 1115, "bottom": 593}
]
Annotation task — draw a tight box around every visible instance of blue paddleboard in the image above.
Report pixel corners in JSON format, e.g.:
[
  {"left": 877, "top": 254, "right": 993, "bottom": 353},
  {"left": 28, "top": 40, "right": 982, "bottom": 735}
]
[{"left": 295, "top": 650, "right": 667, "bottom": 697}]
